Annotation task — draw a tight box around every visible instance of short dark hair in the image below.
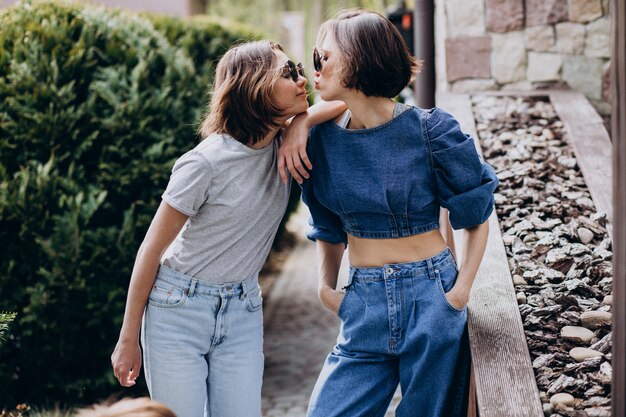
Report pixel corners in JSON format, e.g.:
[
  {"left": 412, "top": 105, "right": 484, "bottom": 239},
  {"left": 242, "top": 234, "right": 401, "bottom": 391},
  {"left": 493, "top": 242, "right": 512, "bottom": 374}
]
[
  {"left": 199, "top": 41, "right": 285, "bottom": 145},
  {"left": 318, "top": 9, "right": 421, "bottom": 98}
]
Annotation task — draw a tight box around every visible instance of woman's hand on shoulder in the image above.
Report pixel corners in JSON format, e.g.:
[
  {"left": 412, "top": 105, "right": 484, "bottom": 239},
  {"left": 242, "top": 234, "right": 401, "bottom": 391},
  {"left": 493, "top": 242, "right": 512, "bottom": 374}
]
[{"left": 278, "top": 113, "right": 312, "bottom": 184}]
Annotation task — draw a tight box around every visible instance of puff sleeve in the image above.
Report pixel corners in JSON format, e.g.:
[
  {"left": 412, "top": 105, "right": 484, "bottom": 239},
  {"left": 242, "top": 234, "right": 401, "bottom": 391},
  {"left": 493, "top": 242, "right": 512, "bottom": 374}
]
[
  {"left": 300, "top": 178, "right": 348, "bottom": 245},
  {"left": 161, "top": 151, "right": 212, "bottom": 217},
  {"left": 425, "top": 107, "right": 499, "bottom": 230}
]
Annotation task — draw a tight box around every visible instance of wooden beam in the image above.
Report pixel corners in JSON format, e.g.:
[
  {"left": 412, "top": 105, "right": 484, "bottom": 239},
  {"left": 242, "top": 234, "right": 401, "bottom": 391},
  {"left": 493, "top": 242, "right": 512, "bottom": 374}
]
[
  {"left": 550, "top": 91, "right": 613, "bottom": 238},
  {"left": 438, "top": 93, "right": 544, "bottom": 417},
  {"left": 612, "top": 0, "right": 626, "bottom": 415}
]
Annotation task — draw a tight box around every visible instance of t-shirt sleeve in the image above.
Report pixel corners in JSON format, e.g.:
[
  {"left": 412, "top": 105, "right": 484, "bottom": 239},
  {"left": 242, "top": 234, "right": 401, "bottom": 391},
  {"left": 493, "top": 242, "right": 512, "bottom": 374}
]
[
  {"left": 161, "top": 151, "right": 212, "bottom": 217},
  {"left": 424, "top": 107, "right": 499, "bottom": 230}
]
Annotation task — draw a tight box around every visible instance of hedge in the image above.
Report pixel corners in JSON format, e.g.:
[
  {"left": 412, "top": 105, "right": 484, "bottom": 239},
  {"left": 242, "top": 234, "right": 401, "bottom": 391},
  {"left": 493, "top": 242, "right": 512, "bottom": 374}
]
[{"left": 0, "top": 0, "right": 288, "bottom": 407}]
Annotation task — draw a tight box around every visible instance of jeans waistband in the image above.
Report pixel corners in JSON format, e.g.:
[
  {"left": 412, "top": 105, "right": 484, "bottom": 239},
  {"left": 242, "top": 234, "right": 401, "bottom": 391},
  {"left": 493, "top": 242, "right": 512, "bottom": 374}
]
[
  {"left": 348, "top": 247, "right": 456, "bottom": 283},
  {"left": 155, "top": 264, "right": 258, "bottom": 297}
]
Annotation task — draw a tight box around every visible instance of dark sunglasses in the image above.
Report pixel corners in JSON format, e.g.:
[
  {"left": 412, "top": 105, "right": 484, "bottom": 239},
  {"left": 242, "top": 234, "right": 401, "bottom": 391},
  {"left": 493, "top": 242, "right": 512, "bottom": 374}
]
[
  {"left": 281, "top": 60, "right": 305, "bottom": 82},
  {"left": 313, "top": 47, "right": 323, "bottom": 72}
]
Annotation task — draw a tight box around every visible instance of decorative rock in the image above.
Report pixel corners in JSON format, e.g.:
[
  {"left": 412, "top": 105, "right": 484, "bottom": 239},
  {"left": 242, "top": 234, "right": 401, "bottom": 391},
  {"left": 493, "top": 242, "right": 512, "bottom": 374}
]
[
  {"left": 546, "top": 248, "right": 575, "bottom": 272},
  {"left": 585, "top": 17, "right": 611, "bottom": 58},
  {"left": 563, "top": 55, "right": 604, "bottom": 100},
  {"left": 577, "top": 227, "right": 594, "bottom": 244},
  {"left": 526, "top": 25, "right": 555, "bottom": 51},
  {"left": 601, "top": 294, "right": 612, "bottom": 306},
  {"left": 550, "top": 392, "right": 575, "bottom": 407},
  {"left": 486, "top": 0, "right": 524, "bottom": 32},
  {"left": 491, "top": 31, "right": 526, "bottom": 83},
  {"left": 445, "top": 0, "right": 486, "bottom": 37},
  {"left": 590, "top": 332, "right": 612, "bottom": 353},
  {"left": 554, "top": 22, "right": 586, "bottom": 54},
  {"left": 580, "top": 311, "right": 611, "bottom": 329},
  {"left": 513, "top": 274, "right": 528, "bottom": 285},
  {"left": 533, "top": 353, "right": 555, "bottom": 368},
  {"left": 528, "top": 52, "right": 563, "bottom": 82},
  {"left": 517, "top": 292, "right": 527, "bottom": 304},
  {"left": 526, "top": 0, "right": 569, "bottom": 26},
  {"left": 570, "top": 347, "right": 604, "bottom": 362},
  {"left": 445, "top": 36, "right": 492, "bottom": 82},
  {"left": 561, "top": 325, "right": 595, "bottom": 344},
  {"left": 543, "top": 402, "right": 553, "bottom": 416},
  {"left": 569, "top": 0, "right": 603, "bottom": 23},
  {"left": 600, "top": 361, "right": 612, "bottom": 378}
]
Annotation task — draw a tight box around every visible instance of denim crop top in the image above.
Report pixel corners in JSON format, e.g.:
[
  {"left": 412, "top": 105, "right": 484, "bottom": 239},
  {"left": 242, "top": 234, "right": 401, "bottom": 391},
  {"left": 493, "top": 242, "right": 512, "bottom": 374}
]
[{"left": 300, "top": 106, "right": 499, "bottom": 245}]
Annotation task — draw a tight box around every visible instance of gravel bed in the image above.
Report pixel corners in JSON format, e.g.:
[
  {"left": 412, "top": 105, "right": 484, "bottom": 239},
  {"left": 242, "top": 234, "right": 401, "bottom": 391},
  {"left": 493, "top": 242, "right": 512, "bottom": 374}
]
[{"left": 472, "top": 95, "right": 613, "bottom": 417}]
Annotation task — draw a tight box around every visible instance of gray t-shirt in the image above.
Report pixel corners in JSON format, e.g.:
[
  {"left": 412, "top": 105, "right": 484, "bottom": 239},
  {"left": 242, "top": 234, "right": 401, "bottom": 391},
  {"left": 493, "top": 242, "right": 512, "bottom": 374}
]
[{"left": 160, "top": 133, "right": 290, "bottom": 283}]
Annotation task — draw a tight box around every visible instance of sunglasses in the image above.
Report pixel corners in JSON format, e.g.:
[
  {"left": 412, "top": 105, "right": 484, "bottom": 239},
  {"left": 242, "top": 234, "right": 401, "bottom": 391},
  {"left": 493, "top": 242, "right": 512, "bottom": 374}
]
[
  {"left": 281, "top": 60, "right": 305, "bottom": 82},
  {"left": 313, "top": 47, "right": 331, "bottom": 72}
]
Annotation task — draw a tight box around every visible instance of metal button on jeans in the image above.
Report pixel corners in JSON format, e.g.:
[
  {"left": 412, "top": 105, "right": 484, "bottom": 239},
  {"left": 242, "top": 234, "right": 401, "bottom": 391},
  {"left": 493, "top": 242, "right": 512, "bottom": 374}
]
[{"left": 385, "top": 267, "right": 394, "bottom": 274}]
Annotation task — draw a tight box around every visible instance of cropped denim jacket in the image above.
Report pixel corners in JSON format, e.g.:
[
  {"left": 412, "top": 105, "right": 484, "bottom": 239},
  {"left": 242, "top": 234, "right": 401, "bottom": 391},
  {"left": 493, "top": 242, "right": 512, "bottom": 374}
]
[{"left": 300, "top": 106, "right": 499, "bottom": 245}]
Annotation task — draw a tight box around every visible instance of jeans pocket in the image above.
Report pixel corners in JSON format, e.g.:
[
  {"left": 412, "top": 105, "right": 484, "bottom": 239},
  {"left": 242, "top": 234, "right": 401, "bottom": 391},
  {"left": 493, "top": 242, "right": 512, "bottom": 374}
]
[
  {"left": 148, "top": 280, "right": 188, "bottom": 308},
  {"left": 246, "top": 284, "right": 263, "bottom": 312},
  {"left": 435, "top": 264, "right": 466, "bottom": 313},
  {"left": 336, "top": 287, "right": 352, "bottom": 318}
]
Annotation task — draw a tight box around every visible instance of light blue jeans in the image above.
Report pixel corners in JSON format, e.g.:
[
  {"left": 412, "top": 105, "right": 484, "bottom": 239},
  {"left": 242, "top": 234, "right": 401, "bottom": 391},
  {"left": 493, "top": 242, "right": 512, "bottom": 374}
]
[
  {"left": 141, "top": 264, "right": 264, "bottom": 417},
  {"left": 308, "top": 248, "right": 470, "bottom": 417}
]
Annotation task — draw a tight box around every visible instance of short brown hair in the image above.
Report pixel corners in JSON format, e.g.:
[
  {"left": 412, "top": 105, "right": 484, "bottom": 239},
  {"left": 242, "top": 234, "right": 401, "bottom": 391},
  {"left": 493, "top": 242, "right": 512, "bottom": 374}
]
[
  {"left": 199, "top": 41, "right": 285, "bottom": 145},
  {"left": 74, "top": 397, "right": 176, "bottom": 417},
  {"left": 317, "top": 9, "right": 421, "bottom": 98}
]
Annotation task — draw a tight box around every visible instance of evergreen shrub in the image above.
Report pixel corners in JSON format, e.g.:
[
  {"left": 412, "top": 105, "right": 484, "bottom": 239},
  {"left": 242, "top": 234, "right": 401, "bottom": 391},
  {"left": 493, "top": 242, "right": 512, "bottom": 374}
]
[{"left": 0, "top": 0, "right": 271, "bottom": 406}]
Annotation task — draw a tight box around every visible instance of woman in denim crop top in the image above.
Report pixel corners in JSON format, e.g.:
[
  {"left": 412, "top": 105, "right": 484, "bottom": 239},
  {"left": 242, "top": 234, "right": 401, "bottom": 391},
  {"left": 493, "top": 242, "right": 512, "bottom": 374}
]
[{"left": 279, "top": 10, "right": 499, "bottom": 417}]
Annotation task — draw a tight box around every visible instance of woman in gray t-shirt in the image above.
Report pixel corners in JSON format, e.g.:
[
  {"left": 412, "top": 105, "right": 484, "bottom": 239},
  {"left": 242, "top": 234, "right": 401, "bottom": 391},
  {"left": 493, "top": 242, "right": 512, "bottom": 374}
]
[{"left": 110, "top": 40, "right": 341, "bottom": 417}]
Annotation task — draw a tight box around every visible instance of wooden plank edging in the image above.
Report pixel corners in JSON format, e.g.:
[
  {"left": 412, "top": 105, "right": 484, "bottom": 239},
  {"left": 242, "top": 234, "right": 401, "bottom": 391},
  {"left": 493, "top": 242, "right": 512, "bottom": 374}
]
[
  {"left": 437, "top": 93, "right": 544, "bottom": 417},
  {"left": 548, "top": 91, "right": 613, "bottom": 239}
]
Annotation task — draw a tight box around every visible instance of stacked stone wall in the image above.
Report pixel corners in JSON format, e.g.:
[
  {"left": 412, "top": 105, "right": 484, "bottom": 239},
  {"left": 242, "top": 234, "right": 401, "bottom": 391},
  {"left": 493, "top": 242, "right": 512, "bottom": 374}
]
[{"left": 438, "top": 0, "right": 612, "bottom": 114}]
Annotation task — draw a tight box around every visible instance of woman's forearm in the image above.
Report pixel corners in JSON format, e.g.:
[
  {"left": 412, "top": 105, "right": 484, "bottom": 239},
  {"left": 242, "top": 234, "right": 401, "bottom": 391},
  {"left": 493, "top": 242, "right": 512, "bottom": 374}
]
[
  {"left": 297, "top": 100, "right": 347, "bottom": 128},
  {"left": 117, "top": 245, "right": 163, "bottom": 342},
  {"left": 455, "top": 221, "right": 490, "bottom": 298},
  {"left": 316, "top": 240, "right": 345, "bottom": 292}
]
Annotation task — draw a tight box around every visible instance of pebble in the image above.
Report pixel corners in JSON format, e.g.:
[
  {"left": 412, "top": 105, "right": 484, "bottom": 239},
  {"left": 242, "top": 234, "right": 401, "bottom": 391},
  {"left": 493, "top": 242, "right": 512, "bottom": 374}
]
[
  {"left": 561, "top": 326, "right": 595, "bottom": 344},
  {"left": 550, "top": 392, "right": 575, "bottom": 407},
  {"left": 580, "top": 311, "right": 612, "bottom": 330},
  {"left": 517, "top": 292, "right": 527, "bottom": 304},
  {"left": 577, "top": 227, "right": 594, "bottom": 244},
  {"left": 542, "top": 402, "right": 553, "bottom": 416},
  {"left": 601, "top": 295, "right": 612, "bottom": 306},
  {"left": 513, "top": 274, "right": 527, "bottom": 285},
  {"left": 569, "top": 347, "right": 604, "bottom": 362}
]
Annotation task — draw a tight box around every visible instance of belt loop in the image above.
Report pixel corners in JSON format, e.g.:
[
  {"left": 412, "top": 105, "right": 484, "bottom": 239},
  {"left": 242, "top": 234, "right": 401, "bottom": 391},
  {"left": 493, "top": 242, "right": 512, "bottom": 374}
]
[
  {"left": 241, "top": 276, "right": 250, "bottom": 299},
  {"left": 188, "top": 278, "right": 198, "bottom": 297},
  {"left": 426, "top": 258, "right": 436, "bottom": 280}
]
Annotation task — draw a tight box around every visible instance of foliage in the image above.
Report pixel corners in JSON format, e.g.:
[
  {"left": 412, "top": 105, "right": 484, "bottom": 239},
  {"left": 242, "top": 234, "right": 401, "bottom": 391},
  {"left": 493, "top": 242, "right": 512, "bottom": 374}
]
[
  {"left": 0, "top": 0, "right": 263, "bottom": 407},
  {"left": 0, "top": 312, "right": 17, "bottom": 345}
]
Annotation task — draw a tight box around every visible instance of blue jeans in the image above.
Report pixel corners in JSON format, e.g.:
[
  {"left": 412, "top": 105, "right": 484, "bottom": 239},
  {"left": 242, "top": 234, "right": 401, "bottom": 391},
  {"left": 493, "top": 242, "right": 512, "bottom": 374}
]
[
  {"left": 307, "top": 248, "right": 470, "bottom": 417},
  {"left": 141, "top": 265, "right": 264, "bottom": 417}
]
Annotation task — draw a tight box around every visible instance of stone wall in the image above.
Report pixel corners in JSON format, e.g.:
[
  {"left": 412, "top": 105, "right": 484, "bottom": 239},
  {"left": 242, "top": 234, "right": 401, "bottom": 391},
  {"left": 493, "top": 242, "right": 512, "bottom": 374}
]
[{"left": 436, "top": 0, "right": 612, "bottom": 114}]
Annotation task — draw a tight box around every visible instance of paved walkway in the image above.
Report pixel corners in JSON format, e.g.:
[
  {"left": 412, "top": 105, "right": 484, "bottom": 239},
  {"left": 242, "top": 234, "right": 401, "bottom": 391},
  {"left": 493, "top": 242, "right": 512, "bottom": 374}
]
[{"left": 261, "top": 204, "right": 400, "bottom": 417}]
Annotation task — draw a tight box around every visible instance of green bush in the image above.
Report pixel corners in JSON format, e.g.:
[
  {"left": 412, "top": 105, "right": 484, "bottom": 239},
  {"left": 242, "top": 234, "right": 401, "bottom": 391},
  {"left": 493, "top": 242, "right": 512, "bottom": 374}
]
[
  {"left": 0, "top": 312, "right": 17, "bottom": 345},
  {"left": 0, "top": 0, "right": 265, "bottom": 406}
]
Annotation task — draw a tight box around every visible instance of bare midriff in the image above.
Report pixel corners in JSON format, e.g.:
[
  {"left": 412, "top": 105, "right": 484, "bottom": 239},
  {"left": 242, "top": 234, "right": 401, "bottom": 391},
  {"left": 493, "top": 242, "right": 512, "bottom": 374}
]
[{"left": 347, "top": 229, "right": 447, "bottom": 267}]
